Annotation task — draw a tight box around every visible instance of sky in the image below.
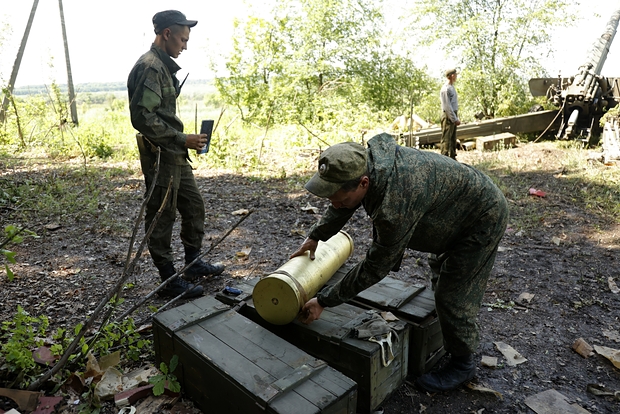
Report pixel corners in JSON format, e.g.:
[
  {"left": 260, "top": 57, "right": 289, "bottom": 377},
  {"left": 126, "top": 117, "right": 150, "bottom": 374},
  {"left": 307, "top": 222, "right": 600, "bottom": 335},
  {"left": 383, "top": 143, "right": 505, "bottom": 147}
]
[
  {"left": 2, "top": 1, "right": 620, "bottom": 89},
  {"left": 0, "top": 0, "right": 251, "bottom": 87}
]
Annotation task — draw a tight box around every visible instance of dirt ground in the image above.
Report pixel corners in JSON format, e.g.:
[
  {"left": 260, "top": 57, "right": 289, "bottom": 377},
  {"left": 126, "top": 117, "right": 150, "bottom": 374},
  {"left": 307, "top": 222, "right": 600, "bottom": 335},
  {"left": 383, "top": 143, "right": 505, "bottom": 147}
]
[{"left": 1, "top": 141, "right": 619, "bottom": 413}]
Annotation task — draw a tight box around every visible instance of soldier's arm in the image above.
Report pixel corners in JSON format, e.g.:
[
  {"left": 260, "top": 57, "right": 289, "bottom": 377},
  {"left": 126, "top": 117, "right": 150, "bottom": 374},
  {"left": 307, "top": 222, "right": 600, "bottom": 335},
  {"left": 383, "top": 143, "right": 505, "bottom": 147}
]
[
  {"left": 129, "top": 67, "right": 188, "bottom": 148},
  {"left": 317, "top": 216, "right": 415, "bottom": 307},
  {"left": 307, "top": 204, "right": 357, "bottom": 242}
]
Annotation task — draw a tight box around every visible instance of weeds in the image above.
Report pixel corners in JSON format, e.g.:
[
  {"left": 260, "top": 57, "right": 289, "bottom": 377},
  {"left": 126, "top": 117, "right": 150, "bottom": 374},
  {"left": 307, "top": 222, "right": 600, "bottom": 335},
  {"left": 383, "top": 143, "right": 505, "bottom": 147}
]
[
  {"left": 0, "top": 306, "right": 48, "bottom": 388},
  {"left": 0, "top": 304, "right": 152, "bottom": 389},
  {"left": 468, "top": 142, "right": 620, "bottom": 229},
  {"left": 149, "top": 355, "right": 181, "bottom": 396}
]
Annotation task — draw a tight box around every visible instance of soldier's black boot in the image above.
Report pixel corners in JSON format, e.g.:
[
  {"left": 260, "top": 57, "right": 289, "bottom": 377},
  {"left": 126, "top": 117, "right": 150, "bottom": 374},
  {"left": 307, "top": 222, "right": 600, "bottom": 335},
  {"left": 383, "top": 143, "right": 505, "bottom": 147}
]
[
  {"left": 183, "top": 249, "right": 225, "bottom": 281},
  {"left": 416, "top": 354, "right": 476, "bottom": 392},
  {"left": 156, "top": 262, "right": 203, "bottom": 298}
]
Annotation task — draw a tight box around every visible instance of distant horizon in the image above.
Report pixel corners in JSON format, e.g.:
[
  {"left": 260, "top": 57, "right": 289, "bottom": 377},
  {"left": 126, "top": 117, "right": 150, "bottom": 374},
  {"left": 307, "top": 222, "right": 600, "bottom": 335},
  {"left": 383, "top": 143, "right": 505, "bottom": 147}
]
[
  {"left": 11, "top": 78, "right": 215, "bottom": 96},
  {"left": 2, "top": 2, "right": 618, "bottom": 91}
]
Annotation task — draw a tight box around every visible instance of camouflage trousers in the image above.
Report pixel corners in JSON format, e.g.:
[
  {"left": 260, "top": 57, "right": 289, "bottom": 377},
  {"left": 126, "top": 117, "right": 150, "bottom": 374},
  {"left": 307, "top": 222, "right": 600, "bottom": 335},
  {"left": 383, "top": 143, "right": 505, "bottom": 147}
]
[
  {"left": 428, "top": 197, "right": 508, "bottom": 356},
  {"left": 440, "top": 113, "right": 458, "bottom": 159},
  {"left": 143, "top": 162, "right": 205, "bottom": 270}
]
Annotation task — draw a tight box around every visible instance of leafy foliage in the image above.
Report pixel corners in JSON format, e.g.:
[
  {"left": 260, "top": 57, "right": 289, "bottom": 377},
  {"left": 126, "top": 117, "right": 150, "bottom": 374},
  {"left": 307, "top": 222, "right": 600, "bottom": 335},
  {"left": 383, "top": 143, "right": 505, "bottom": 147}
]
[
  {"left": 83, "top": 317, "right": 152, "bottom": 363},
  {"left": 149, "top": 355, "right": 181, "bottom": 396},
  {"left": 77, "top": 380, "right": 102, "bottom": 414},
  {"left": 215, "top": 0, "right": 435, "bottom": 133},
  {"left": 0, "top": 301, "right": 151, "bottom": 389},
  {"left": 0, "top": 306, "right": 49, "bottom": 388},
  {"left": 348, "top": 49, "right": 440, "bottom": 119},
  {"left": 0, "top": 84, "right": 132, "bottom": 160},
  {"left": 408, "top": 0, "right": 576, "bottom": 120}
]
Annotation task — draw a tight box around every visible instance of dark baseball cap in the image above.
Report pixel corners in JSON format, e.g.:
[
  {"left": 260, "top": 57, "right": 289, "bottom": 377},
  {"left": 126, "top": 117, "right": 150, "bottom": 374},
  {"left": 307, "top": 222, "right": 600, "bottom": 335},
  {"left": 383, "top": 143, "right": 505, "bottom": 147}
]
[
  {"left": 305, "top": 142, "right": 368, "bottom": 198},
  {"left": 153, "top": 10, "right": 197, "bottom": 34}
]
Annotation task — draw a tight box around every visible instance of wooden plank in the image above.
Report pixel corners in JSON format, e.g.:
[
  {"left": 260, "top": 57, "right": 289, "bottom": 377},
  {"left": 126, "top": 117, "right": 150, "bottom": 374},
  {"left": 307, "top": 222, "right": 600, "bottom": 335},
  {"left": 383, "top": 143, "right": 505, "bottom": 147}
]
[
  {"left": 175, "top": 339, "right": 269, "bottom": 414},
  {"left": 268, "top": 389, "right": 321, "bottom": 414},
  {"left": 475, "top": 132, "right": 516, "bottom": 151},
  {"left": 205, "top": 310, "right": 316, "bottom": 371},
  {"left": 367, "top": 329, "right": 409, "bottom": 408},
  {"left": 179, "top": 309, "right": 354, "bottom": 411},
  {"left": 135, "top": 395, "right": 178, "bottom": 413},
  {"left": 323, "top": 267, "right": 444, "bottom": 379},
  {"left": 355, "top": 278, "right": 424, "bottom": 309},
  {"left": 155, "top": 298, "right": 358, "bottom": 414},
  {"left": 176, "top": 317, "right": 280, "bottom": 405},
  {"left": 290, "top": 377, "right": 339, "bottom": 411},
  {"left": 399, "top": 289, "right": 436, "bottom": 322},
  {"left": 155, "top": 296, "right": 229, "bottom": 332},
  {"left": 202, "top": 316, "right": 294, "bottom": 381},
  {"left": 293, "top": 312, "right": 350, "bottom": 342},
  {"left": 307, "top": 368, "right": 351, "bottom": 397}
]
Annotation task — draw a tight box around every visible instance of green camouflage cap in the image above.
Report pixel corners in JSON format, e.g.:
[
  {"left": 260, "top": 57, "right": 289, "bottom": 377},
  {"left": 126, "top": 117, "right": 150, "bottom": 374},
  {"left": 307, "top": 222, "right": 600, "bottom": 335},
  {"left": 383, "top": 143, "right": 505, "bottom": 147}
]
[{"left": 305, "top": 142, "right": 367, "bottom": 197}]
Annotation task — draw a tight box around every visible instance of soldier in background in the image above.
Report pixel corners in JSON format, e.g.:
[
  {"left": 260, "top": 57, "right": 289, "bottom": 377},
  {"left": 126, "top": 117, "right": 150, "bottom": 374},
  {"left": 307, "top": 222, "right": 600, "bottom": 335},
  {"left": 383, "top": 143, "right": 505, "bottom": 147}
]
[
  {"left": 292, "top": 133, "right": 508, "bottom": 393},
  {"left": 127, "top": 10, "right": 224, "bottom": 298},
  {"left": 440, "top": 68, "right": 461, "bottom": 159}
]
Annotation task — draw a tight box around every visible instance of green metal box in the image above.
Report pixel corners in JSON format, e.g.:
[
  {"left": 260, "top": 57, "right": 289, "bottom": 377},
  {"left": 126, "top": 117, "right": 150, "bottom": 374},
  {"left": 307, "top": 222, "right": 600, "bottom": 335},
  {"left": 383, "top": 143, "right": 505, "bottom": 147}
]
[{"left": 152, "top": 296, "right": 357, "bottom": 414}]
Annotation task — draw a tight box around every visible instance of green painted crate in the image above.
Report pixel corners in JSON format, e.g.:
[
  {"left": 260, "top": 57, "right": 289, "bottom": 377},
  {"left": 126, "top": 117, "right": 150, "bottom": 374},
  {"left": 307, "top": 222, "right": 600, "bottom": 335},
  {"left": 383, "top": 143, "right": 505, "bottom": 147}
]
[
  {"left": 153, "top": 296, "right": 357, "bottom": 414},
  {"left": 216, "top": 284, "right": 409, "bottom": 414},
  {"left": 328, "top": 267, "right": 445, "bottom": 377}
]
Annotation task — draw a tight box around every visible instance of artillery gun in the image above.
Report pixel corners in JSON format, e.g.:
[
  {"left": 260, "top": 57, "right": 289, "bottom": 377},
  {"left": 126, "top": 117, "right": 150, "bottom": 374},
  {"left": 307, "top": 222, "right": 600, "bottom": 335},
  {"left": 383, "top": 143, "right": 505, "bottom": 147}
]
[
  {"left": 411, "top": 8, "right": 620, "bottom": 147},
  {"left": 529, "top": 9, "right": 620, "bottom": 141}
]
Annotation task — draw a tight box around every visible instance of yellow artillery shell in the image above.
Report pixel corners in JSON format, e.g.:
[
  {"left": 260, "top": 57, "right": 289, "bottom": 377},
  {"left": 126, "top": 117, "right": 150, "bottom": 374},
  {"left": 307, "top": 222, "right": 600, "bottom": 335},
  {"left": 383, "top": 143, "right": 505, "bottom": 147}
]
[{"left": 253, "top": 231, "right": 354, "bottom": 325}]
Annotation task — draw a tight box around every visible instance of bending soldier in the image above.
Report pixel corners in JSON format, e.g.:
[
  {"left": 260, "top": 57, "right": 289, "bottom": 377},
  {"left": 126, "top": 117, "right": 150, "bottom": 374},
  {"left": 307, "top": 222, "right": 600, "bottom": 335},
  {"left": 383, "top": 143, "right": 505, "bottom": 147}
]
[{"left": 291, "top": 133, "right": 508, "bottom": 392}]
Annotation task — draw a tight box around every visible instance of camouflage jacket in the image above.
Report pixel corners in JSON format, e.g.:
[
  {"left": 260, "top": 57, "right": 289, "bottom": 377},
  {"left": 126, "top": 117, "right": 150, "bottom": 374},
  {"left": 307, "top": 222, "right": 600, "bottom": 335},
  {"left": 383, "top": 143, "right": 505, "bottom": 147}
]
[
  {"left": 127, "top": 44, "right": 188, "bottom": 166},
  {"left": 309, "top": 133, "right": 507, "bottom": 307}
]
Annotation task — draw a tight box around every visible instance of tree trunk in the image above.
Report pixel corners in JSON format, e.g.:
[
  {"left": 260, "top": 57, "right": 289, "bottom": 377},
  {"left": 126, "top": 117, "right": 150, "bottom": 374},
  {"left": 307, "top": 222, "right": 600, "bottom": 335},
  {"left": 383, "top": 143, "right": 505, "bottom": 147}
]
[
  {"left": 58, "top": 0, "right": 79, "bottom": 125},
  {"left": 0, "top": 0, "right": 39, "bottom": 123}
]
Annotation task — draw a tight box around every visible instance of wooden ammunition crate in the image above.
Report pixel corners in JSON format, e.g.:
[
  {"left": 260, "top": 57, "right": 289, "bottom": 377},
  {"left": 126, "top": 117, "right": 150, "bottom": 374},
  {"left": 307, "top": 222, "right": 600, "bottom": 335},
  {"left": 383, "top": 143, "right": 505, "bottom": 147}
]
[
  {"left": 328, "top": 267, "right": 445, "bottom": 377},
  {"left": 152, "top": 296, "right": 357, "bottom": 414},
  {"left": 216, "top": 283, "right": 409, "bottom": 414},
  {"left": 475, "top": 132, "right": 516, "bottom": 151}
]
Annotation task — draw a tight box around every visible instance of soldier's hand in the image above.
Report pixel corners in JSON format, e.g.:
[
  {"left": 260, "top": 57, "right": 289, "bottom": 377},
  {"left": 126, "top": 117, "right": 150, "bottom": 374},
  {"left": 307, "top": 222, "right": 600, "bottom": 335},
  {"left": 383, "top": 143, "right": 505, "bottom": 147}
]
[
  {"left": 455, "top": 120, "right": 461, "bottom": 126},
  {"left": 298, "top": 298, "right": 324, "bottom": 325},
  {"left": 185, "top": 134, "right": 208, "bottom": 150},
  {"left": 289, "top": 237, "right": 318, "bottom": 260}
]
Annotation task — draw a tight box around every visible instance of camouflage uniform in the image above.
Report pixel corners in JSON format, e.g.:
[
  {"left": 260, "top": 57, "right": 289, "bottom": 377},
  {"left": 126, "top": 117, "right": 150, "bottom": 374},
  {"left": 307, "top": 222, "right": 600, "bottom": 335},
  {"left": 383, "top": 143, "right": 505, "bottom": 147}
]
[
  {"left": 310, "top": 133, "right": 508, "bottom": 356},
  {"left": 127, "top": 44, "right": 204, "bottom": 269}
]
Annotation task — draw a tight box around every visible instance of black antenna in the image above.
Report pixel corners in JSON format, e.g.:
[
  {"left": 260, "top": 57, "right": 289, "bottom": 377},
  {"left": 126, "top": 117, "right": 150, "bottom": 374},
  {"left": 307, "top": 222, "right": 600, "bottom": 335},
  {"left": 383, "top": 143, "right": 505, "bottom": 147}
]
[{"left": 180, "top": 73, "right": 189, "bottom": 90}]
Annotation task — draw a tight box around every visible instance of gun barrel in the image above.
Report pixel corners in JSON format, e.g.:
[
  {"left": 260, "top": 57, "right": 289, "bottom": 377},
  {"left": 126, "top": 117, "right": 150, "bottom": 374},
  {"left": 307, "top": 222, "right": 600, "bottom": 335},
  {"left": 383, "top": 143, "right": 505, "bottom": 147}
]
[{"left": 579, "top": 9, "right": 620, "bottom": 79}]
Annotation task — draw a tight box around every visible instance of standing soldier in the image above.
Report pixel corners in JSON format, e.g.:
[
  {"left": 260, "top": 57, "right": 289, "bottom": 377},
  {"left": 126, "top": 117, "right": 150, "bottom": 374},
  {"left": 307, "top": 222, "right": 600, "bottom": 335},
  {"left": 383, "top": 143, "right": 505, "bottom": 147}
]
[
  {"left": 440, "top": 68, "right": 461, "bottom": 159},
  {"left": 127, "top": 10, "right": 224, "bottom": 298},
  {"left": 292, "top": 133, "right": 508, "bottom": 392}
]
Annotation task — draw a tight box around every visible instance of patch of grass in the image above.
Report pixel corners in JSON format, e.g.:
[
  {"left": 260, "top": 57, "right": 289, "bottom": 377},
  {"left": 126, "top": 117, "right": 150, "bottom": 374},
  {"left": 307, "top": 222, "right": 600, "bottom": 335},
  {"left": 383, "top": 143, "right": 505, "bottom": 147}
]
[
  {"left": 0, "top": 161, "right": 138, "bottom": 233},
  {"left": 466, "top": 142, "right": 620, "bottom": 229}
]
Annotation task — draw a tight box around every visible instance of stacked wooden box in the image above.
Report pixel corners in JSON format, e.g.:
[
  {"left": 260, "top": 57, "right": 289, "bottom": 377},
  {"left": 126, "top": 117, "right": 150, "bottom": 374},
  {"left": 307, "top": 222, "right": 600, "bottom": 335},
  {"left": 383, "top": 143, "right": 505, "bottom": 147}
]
[
  {"left": 153, "top": 296, "right": 357, "bottom": 413},
  {"left": 216, "top": 281, "right": 408, "bottom": 413},
  {"left": 327, "top": 267, "right": 445, "bottom": 377},
  {"left": 153, "top": 267, "right": 444, "bottom": 413}
]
